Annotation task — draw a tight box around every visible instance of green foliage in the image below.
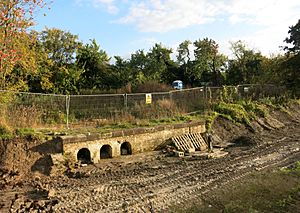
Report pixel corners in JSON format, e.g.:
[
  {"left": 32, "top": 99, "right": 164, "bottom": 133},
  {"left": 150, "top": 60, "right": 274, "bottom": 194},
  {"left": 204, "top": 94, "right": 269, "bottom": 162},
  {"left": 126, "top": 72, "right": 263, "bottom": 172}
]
[
  {"left": 190, "top": 38, "right": 226, "bottom": 86},
  {"left": 281, "top": 161, "right": 300, "bottom": 173},
  {"left": 33, "top": 28, "right": 83, "bottom": 94},
  {"left": 284, "top": 19, "right": 300, "bottom": 54},
  {"left": 220, "top": 86, "right": 239, "bottom": 103},
  {"left": 211, "top": 100, "right": 269, "bottom": 131},
  {"left": 282, "top": 19, "right": 300, "bottom": 96},
  {"left": 205, "top": 111, "right": 219, "bottom": 131},
  {"left": 259, "top": 96, "right": 295, "bottom": 117},
  {"left": 14, "top": 128, "right": 43, "bottom": 140},
  {"left": 214, "top": 102, "right": 251, "bottom": 125},
  {"left": 240, "top": 101, "right": 269, "bottom": 118},
  {"left": 0, "top": 122, "right": 13, "bottom": 140},
  {"left": 226, "top": 40, "right": 265, "bottom": 85},
  {"left": 280, "top": 54, "right": 300, "bottom": 97},
  {"left": 76, "top": 39, "right": 111, "bottom": 91},
  {"left": 38, "top": 28, "right": 82, "bottom": 64}
]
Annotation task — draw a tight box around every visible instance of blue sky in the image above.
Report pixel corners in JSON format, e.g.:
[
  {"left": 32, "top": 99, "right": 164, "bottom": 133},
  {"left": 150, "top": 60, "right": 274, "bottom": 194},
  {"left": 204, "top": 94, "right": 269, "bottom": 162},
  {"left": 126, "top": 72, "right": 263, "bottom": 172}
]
[{"left": 34, "top": 0, "right": 300, "bottom": 59}]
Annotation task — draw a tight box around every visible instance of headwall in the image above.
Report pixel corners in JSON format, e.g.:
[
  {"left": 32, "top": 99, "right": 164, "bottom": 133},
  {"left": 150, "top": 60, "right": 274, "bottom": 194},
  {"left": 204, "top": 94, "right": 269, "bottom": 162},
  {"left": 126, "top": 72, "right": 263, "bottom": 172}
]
[{"left": 59, "top": 121, "right": 206, "bottom": 163}]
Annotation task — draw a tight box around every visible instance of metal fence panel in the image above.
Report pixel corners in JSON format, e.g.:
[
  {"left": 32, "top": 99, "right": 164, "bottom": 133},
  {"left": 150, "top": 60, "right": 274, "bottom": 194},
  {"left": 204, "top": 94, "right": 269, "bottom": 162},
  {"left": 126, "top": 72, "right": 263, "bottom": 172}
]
[{"left": 0, "top": 84, "right": 287, "bottom": 129}]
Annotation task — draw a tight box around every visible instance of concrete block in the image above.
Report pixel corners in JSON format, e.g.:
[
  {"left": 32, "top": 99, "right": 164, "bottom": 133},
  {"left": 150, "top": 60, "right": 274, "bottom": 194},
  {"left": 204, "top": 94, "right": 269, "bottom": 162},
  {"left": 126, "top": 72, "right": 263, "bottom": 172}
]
[{"left": 174, "top": 151, "right": 184, "bottom": 157}]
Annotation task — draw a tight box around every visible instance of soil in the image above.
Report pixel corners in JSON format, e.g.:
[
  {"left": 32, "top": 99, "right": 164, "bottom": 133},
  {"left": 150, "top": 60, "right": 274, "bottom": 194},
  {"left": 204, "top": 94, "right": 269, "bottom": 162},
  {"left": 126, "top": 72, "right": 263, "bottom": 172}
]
[{"left": 0, "top": 103, "right": 300, "bottom": 212}]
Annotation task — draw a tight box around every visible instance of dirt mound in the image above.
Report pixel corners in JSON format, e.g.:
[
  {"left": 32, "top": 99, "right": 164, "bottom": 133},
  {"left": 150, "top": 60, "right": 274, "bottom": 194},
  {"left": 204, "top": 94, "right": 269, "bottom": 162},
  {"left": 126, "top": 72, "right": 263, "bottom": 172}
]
[
  {"left": 0, "top": 138, "right": 53, "bottom": 179},
  {"left": 211, "top": 102, "right": 300, "bottom": 147},
  {"left": 231, "top": 135, "right": 261, "bottom": 147},
  {"left": 211, "top": 116, "right": 249, "bottom": 146}
]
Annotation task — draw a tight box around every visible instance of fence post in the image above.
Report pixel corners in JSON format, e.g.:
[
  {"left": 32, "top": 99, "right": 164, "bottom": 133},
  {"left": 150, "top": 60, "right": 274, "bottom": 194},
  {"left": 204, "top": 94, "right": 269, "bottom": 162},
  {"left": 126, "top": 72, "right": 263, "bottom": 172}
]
[
  {"left": 66, "top": 95, "right": 70, "bottom": 129},
  {"left": 124, "top": 93, "right": 128, "bottom": 110},
  {"left": 169, "top": 91, "right": 173, "bottom": 102}
]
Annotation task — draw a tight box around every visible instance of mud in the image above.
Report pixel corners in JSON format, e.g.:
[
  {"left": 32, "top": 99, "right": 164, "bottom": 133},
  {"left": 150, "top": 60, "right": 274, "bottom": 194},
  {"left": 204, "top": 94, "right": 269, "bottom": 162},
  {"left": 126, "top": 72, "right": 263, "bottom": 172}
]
[{"left": 0, "top": 104, "right": 300, "bottom": 212}]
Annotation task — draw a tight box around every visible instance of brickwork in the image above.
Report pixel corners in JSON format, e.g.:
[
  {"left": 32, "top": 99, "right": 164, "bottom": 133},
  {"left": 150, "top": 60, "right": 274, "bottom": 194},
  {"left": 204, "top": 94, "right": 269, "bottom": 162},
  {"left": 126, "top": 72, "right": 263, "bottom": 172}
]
[{"left": 60, "top": 122, "right": 206, "bottom": 163}]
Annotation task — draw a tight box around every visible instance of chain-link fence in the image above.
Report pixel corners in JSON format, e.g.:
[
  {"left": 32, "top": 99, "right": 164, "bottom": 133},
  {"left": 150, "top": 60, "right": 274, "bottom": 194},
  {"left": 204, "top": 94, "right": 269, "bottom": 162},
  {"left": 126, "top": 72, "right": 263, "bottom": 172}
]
[{"left": 0, "top": 84, "right": 286, "bottom": 129}]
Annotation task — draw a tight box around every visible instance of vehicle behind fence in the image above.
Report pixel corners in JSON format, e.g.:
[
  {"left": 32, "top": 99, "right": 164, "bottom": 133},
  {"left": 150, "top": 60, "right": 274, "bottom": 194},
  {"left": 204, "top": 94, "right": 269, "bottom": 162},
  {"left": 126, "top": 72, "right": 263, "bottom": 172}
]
[{"left": 0, "top": 84, "right": 285, "bottom": 129}]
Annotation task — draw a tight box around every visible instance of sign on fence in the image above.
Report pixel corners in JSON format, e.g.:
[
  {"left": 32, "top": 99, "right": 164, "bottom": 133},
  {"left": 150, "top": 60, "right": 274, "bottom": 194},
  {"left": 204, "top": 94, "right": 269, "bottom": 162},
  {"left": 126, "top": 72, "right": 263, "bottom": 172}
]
[{"left": 145, "top": 93, "right": 152, "bottom": 104}]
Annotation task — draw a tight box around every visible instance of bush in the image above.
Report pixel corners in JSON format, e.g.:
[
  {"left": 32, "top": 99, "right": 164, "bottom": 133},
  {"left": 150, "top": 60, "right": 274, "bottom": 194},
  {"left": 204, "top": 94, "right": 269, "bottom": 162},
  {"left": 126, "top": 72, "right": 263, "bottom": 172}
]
[
  {"left": 214, "top": 102, "right": 251, "bottom": 125},
  {"left": 131, "top": 99, "right": 184, "bottom": 119},
  {"left": 133, "top": 80, "right": 172, "bottom": 93}
]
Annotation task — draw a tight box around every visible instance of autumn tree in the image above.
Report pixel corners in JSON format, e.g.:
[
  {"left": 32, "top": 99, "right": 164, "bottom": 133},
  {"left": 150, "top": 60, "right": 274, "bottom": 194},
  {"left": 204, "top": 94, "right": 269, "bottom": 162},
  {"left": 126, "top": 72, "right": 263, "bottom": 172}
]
[
  {"left": 32, "top": 28, "right": 83, "bottom": 94},
  {"left": 0, "top": 0, "right": 50, "bottom": 89}
]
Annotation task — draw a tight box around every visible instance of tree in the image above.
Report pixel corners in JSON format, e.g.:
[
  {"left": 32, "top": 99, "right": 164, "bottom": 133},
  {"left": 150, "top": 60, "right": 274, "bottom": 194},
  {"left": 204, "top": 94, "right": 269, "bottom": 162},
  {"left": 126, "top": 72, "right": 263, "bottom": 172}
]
[
  {"left": 259, "top": 55, "right": 285, "bottom": 85},
  {"left": 283, "top": 19, "right": 300, "bottom": 96},
  {"left": 176, "top": 40, "right": 192, "bottom": 84},
  {"left": 146, "top": 43, "right": 173, "bottom": 81},
  {"left": 192, "top": 38, "right": 226, "bottom": 86},
  {"left": 110, "top": 56, "right": 131, "bottom": 90},
  {"left": 0, "top": 0, "right": 51, "bottom": 89},
  {"left": 35, "top": 28, "right": 83, "bottom": 94},
  {"left": 128, "top": 49, "right": 148, "bottom": 85},
  {"left": 226, "top": 41, "right": 264, "bottom": 85},
  {"left": 177, "top": 40, "right": 192, "bottom": 65},
  {"left": 38, "top": 28, "right": 82, "bottom": 65},
  {"left": 284, "top": 19, "right": 300, "bottom": 54},
  {"left": 76, "top": 39, "right": 110, "bottom": 91}
]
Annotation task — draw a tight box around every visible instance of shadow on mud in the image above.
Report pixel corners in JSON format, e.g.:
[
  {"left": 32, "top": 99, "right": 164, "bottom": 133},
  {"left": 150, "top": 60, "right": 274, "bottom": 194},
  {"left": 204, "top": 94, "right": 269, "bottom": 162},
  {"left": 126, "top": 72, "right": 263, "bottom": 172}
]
[
  {"left": 31, "top": 155, "right": 53, "bottom": 176},
  {"left": 30, "top": 139, "right": 63, "bottom": 154}
]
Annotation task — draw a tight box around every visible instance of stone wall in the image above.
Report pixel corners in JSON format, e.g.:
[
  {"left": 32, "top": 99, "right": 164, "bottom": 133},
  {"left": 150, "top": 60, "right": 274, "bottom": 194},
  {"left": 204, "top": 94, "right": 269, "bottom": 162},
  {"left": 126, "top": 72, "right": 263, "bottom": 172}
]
[{"left": 60, "top": 122, "right": 205, "bottom": 163}]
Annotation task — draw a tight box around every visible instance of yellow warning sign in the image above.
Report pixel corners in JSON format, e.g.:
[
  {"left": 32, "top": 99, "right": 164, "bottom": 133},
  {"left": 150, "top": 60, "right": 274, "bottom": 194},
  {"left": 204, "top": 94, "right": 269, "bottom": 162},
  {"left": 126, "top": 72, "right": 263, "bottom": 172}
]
[{"left": 145, "top": 93, "right": 152, "bottom": 104}]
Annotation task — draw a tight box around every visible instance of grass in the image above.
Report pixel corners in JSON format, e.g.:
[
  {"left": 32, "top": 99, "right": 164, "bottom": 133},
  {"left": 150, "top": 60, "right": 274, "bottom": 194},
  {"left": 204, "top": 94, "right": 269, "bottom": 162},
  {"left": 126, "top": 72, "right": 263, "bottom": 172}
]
[
  {"left": 172, "top": 162, "right": 300, "bottom": 213},
  {"left": 205, "top": 100, "right": 270, "bottom": 132}
]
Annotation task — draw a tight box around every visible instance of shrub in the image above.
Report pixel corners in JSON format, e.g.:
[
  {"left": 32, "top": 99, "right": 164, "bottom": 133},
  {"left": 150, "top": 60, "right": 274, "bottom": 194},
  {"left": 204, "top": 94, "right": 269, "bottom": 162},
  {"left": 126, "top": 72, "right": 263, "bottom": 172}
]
[
  {"left": 214, "top": 102, "right": 251, "bottom": 125},
  {"left": 133, "top": 80, "right": 172, "bottom": 93}
]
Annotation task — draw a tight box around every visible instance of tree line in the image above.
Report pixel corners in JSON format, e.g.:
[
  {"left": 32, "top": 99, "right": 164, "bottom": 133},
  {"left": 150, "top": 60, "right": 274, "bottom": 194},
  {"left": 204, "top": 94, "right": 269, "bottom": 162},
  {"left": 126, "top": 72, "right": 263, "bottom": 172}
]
[{"left": 0, "top": 1, "right": 299, "bottom": 96}]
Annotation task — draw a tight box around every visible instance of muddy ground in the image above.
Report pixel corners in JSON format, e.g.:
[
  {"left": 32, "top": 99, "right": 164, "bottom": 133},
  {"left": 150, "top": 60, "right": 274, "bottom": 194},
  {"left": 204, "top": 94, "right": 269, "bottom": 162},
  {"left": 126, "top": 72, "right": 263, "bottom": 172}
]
[{"left": 0, "top": 103, "right": 300, "bottom": 212}]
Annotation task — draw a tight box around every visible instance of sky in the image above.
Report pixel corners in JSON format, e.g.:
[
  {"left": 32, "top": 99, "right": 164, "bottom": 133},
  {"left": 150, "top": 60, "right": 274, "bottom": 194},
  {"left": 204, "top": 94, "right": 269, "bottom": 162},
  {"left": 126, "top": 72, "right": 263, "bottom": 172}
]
[{"left": 33, "top": 0, "right": 300, "bottom": 60}]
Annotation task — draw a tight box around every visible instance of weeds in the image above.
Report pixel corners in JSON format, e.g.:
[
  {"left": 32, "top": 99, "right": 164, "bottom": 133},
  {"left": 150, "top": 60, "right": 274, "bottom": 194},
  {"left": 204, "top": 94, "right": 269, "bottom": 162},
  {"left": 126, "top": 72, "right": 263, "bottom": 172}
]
[
  {"left": 0, "top": 120, "right": 13, "bottom": 140},
  {"left": 214, "top": 102, "right": 252, "bottom": 126},
  {"left": 175, "top": 161, "right": 300, "bottom": 213},
  {"left": 205, "top": 112, "right": 219, "bottom": 131}
]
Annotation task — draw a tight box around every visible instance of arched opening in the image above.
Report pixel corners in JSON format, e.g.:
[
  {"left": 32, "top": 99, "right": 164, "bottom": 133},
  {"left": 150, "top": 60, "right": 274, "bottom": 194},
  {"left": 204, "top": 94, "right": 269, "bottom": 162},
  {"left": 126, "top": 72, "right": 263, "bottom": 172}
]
[
  {"left": 100, "top": 145, "right": 112, "bottom": 159},
  {"left": 120, "top": 142, "right": 132, "bottom": 155},
  {"left": 77, "top": 148, "right": 91, "bottom": 163}
]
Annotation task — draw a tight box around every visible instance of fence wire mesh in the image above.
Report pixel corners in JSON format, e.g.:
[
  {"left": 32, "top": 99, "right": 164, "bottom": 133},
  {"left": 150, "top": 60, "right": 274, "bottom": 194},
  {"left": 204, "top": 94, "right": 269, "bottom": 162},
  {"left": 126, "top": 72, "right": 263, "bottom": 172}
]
[{"left": 0, "top": 84, "right": 286, "bottom": 129}]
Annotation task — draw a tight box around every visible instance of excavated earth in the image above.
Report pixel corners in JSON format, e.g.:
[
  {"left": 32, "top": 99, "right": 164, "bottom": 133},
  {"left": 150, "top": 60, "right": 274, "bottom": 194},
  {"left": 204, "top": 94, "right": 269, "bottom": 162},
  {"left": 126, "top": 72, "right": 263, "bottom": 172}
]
[{"left": 0, "top": 103, "right": 300, "bottom": 212}]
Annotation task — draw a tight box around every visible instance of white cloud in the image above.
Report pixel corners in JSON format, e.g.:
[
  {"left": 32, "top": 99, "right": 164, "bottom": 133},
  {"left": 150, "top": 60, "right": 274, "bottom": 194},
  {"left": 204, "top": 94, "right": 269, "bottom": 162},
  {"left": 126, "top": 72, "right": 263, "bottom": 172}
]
[
  {"left": 116, "top": 0, "right": 300, "bottom": 33},
  {"left": 224, "top": 0, "right": 300, "bottom": 55},
  {"left": 118, "top": 0, "right": 223, "bottom": 32},
  {"left": 114, "top": 0, "right": 300, "bottom": 55},
  {"left": 93, "top": 0, "right": 119, "bottom": 14},
  {"left": 76, "top": 0, "right": 119, "bottom": 14},
  {"left": 79, "top": 0, "right": 300, "bottom": 55}
]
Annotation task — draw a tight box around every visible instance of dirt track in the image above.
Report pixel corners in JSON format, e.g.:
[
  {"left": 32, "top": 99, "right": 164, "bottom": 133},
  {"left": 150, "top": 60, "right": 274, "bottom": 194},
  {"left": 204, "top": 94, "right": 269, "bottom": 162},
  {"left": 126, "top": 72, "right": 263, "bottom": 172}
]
[{"left": 1, "top": 104, "right": 300, "bottom": 212}]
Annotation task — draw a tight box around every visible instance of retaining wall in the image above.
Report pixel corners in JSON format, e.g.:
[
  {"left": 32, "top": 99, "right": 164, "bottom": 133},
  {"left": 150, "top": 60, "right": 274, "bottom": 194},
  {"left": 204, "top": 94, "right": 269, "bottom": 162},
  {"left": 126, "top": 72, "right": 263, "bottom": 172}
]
[{"left": 60, "top": 122, "right": 206, "bottom": 163}]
